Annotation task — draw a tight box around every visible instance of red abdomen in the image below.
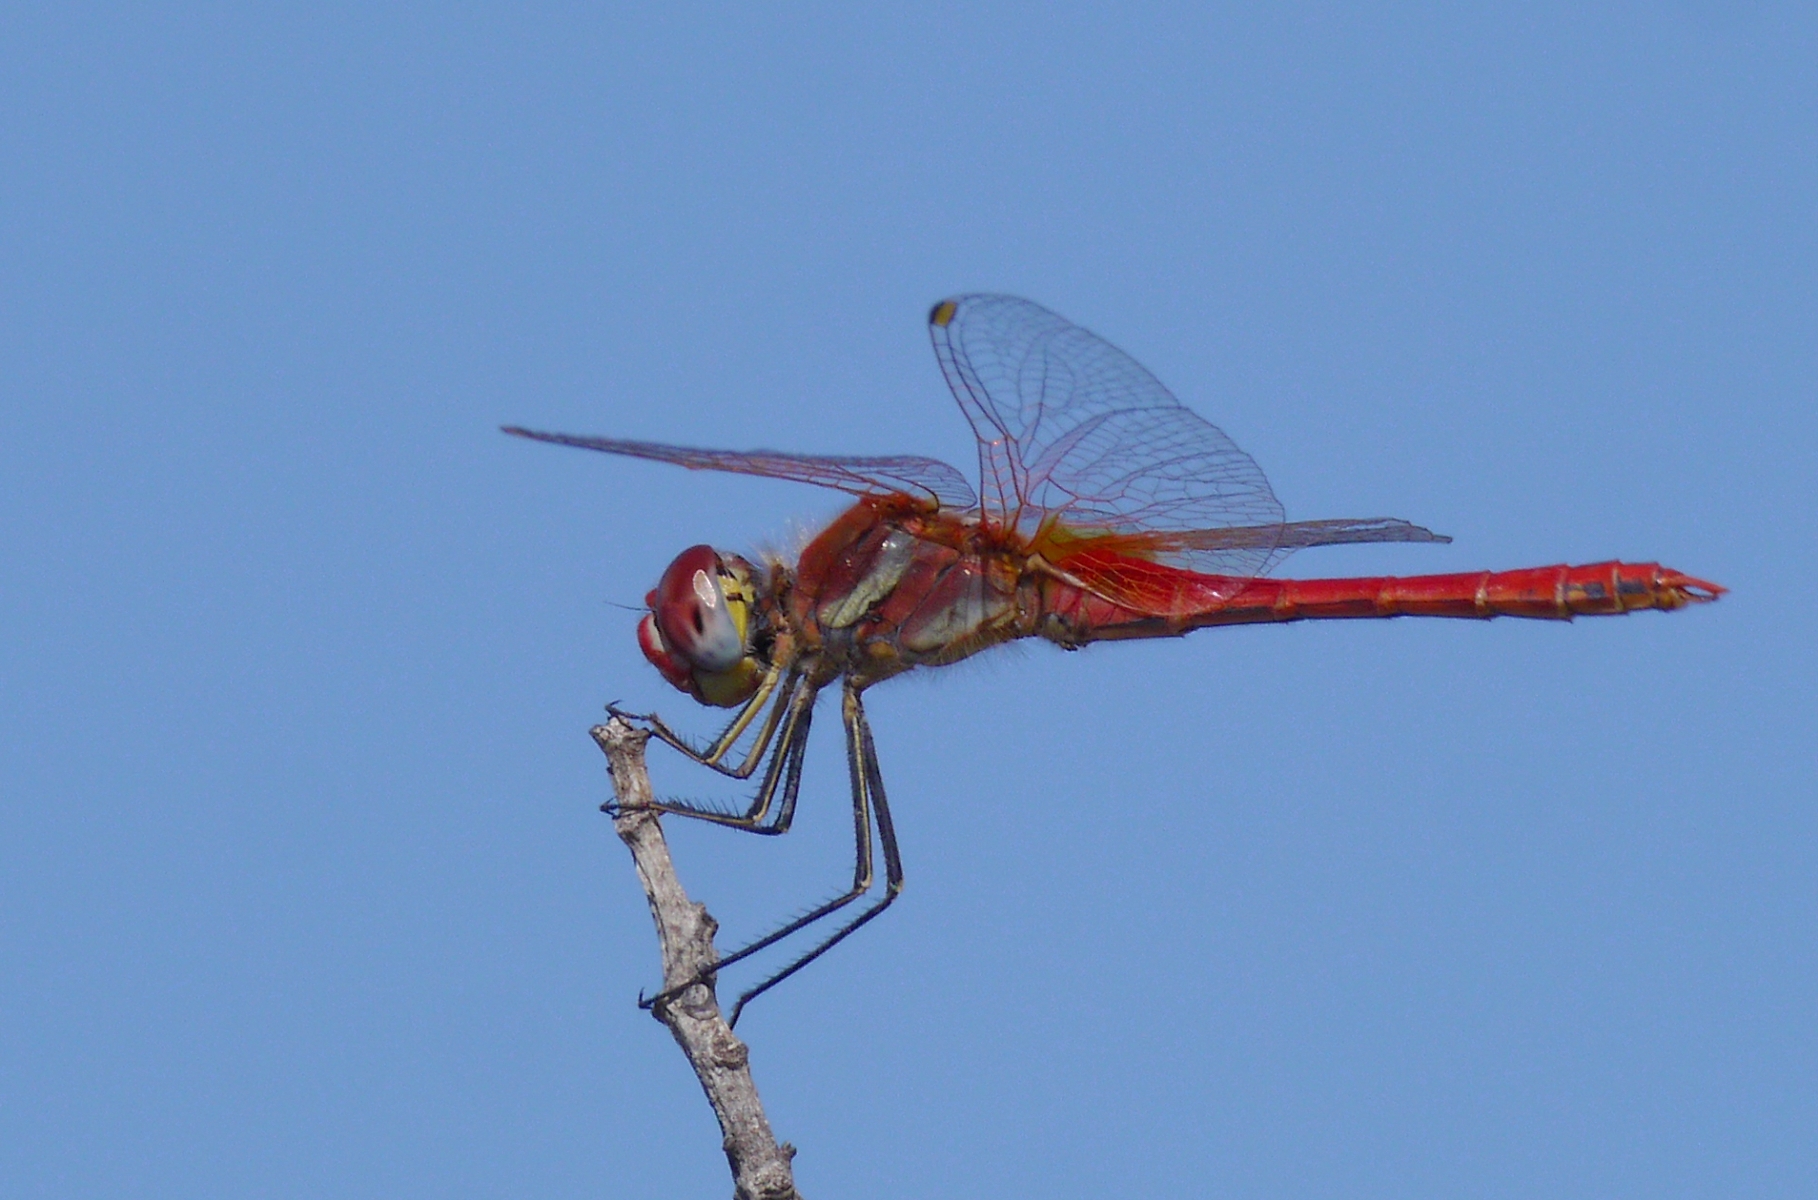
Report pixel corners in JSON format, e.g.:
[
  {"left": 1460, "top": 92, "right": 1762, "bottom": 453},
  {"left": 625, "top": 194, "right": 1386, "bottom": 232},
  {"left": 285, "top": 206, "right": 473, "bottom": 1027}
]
[
  {"left": 1042, "top": 560, "right": 1724, "bottom": 642},
  {"left": 1211, "top": 562, "right": 1723, "bottom": 622}
]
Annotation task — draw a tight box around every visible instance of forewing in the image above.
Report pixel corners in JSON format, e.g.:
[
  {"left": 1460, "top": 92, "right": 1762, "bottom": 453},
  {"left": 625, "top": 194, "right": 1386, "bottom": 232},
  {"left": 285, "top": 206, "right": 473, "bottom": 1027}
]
[
  {"left": 501, "top": 427, "right": 977, "bottom": 510},
  {"left": 929, "top": 294, "right": 1286, "bottom": 580}
]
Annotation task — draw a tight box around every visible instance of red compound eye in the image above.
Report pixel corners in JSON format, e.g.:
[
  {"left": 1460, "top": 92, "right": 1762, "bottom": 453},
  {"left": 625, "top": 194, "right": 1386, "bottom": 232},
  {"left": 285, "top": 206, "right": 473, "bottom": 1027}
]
[
  {"left": 641, "top": 545, "right": 745, "bottom": 691},
  {"left": 637, "top": 611, "right": 694, "bottom": 693}
]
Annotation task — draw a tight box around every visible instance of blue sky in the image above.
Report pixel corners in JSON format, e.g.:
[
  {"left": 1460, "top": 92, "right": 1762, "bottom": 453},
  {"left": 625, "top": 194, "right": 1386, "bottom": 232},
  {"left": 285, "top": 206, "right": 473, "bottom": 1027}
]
[{"left": 4, "top": 4, "right": 1813, "bottom": 1196}]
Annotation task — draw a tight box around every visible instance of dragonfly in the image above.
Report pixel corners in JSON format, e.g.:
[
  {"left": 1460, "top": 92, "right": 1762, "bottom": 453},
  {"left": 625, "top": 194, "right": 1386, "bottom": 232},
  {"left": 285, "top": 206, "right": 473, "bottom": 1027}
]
[{"left": 506, "top": 294, "right": 1722, "bottom": 1025}]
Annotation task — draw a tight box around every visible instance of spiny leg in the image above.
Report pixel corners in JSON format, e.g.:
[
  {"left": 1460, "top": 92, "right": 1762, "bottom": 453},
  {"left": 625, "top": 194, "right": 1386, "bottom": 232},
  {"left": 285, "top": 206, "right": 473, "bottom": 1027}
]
[
  {"left": 614, "top": 679, "right": 816, "bottom": 833},
  {"left": 614, "top": 658, "right": 793, "bottom": 780},
  {"left": 636, "top": 681, "right": 905, "bottom": 1024},
  {"left": 640, "top": 679, "right": 890, "bottom": 1018},
  {"left": 723, "top": 683, "right": 905, "bottom": 1027}
]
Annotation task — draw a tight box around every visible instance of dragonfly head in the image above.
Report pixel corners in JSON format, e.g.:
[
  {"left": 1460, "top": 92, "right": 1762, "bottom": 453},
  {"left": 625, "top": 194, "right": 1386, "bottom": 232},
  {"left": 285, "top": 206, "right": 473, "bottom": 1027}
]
[{"left": 638, "top": 545, "right": 766, "bottom": 708}]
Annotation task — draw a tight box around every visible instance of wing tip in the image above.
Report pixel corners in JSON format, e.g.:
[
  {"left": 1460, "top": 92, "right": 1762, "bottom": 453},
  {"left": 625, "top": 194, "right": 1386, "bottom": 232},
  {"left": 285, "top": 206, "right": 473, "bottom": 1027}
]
[
  {"left": 500, "top": 426, "right": 576, "bottom": 448},
  {"left": 1381, "top": 520, "right": 1450, "bottom": 545}
]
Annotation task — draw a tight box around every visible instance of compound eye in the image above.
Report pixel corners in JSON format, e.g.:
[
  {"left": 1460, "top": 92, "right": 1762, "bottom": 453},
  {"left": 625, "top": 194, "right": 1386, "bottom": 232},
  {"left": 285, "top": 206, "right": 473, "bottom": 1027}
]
[
  {"left": 637, "top": 612, "right": 694, "bottom": 693},
  {"left": 650, "top": 544, "right": 744, "bottom": 673}
]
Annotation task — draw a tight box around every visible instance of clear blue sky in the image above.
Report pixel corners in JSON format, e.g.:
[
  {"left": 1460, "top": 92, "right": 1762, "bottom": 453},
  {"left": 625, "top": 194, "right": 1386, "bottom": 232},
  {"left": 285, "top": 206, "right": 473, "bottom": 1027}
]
[{"left": 5, "top": 5, "right": 1813, "bottom": 1197}]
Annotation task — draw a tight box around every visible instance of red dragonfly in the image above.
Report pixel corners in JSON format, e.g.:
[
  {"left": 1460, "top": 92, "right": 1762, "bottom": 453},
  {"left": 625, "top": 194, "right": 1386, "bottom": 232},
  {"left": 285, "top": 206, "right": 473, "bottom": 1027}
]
[{"left": 507, "top": 294, "right": 1722, "bottom": 1024}]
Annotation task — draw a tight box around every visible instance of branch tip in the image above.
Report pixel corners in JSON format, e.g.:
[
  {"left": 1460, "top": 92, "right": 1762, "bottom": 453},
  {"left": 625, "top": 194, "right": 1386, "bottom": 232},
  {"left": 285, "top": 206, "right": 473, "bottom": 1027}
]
[{"left": 592, "top": 713, "right": 801, "bottom": 1197}]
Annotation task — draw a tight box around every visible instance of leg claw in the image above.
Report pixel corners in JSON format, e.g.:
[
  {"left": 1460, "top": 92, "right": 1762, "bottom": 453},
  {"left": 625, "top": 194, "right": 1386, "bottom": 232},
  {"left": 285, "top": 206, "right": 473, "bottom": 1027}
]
[
  {"left": 606, "top": 701, "right": 655, "bottom": 725},
  {"left": 635, "top": 969, "right": 719, "bottom": 1017}
]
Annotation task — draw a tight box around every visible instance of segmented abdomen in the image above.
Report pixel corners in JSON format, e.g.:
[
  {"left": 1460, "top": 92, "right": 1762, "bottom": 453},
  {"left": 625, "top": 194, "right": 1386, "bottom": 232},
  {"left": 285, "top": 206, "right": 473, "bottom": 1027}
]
[{"left": 1040, "top": 561, "right": 1723, "bottom": 642}]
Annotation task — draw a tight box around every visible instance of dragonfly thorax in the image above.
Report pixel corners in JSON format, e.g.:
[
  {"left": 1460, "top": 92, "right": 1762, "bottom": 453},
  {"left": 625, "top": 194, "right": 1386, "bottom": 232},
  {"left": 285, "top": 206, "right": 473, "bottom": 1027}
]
[{"left": 639, "top": 545, "right": 769, "bottom": 708}]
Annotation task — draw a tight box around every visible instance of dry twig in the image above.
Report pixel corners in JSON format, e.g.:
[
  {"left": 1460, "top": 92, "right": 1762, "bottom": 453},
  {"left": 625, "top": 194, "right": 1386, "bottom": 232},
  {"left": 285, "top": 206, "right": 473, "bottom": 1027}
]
[{"left": 590, "top": 718, "right": 803, "bottom": 1200}]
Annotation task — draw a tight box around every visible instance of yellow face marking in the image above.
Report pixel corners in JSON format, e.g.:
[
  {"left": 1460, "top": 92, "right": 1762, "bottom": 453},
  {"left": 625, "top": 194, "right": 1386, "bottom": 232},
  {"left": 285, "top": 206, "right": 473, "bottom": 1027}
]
[
  {"left": 688, "top": 559, "right": 763, "bottom": 707},
  {"left": 717, "top": 568, "right": 754, "bottom": 646},
  {"left": 696, "top": 658, "right": 762, "bottom": 708},
  {"left": 930, "top": 299, "right": 958, "bottom": 327}
]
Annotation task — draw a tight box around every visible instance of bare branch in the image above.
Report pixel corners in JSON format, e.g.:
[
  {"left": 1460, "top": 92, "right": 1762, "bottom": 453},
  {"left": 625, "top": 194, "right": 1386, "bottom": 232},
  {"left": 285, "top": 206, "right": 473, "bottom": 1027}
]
[{"left": 591, "top": 718, "right": 804, "bottom": 1200}]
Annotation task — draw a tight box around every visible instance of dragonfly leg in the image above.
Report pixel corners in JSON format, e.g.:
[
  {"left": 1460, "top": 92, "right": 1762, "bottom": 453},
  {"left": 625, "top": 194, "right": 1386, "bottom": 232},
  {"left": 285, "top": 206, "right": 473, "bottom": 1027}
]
[
  {"left": 641, "top": 680, "right": 901, "bottom": 1021},
  {"left": 614, "top": 679, "right": 815, "bottom": 834},
  {"left": 716, "top": 683, "right": 903, "bottom": 1026},
  {"left": 617, "top": 659, "right": 793, "bottom": 780}
]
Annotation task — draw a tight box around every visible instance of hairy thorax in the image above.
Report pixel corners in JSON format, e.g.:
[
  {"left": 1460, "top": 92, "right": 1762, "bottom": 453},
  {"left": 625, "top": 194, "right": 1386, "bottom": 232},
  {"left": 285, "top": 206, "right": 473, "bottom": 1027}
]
[{"left": 773, "top": 495, "right": 1040, "bottom": 686}]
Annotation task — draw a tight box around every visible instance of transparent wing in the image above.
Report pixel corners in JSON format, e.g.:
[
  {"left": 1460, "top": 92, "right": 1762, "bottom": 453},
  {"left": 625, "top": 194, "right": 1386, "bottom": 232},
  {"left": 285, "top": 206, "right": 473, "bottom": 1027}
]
[
  {"left": 502, "top": 427, "right": 977, "bottom": 511},
  {"left": 927, "top": 295, "right": 1444, "bottom": 582},
  {"left": 928, "top": 294, "right": 1286, "bottom": 579},
  {"left": 1136, "top": 517, "right": 1452, "bottom": 555}
]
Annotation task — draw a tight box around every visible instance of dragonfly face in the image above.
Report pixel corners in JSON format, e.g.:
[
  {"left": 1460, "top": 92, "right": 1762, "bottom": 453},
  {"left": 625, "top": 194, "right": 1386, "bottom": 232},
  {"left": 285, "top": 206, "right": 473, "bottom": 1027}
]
[{"left": 638, "top": 544, "right": 767, "bottom": 708}]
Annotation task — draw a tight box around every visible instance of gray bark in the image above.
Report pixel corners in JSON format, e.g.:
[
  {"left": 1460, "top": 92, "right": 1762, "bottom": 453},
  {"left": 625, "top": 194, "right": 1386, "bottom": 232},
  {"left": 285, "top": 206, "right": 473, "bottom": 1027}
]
[{"left": 591, "top": 719, "right": 803, "bottom": 1200}]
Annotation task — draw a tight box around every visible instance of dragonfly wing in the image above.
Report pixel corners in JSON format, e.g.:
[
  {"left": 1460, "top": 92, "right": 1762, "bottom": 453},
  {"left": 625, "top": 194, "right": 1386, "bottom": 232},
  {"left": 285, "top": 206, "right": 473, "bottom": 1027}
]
[
  {"left": 1046, "top": 519, "right": 1451, "bottom": 617},
  {"left": 502, "top": 427, "right": 977, "bottom": 510},
  {"left": 928, "top": 295, "right": 1286, "bottom": 580},
  {"left": 1174, "top": 517, "right": 1452, "bottom": 552}
]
